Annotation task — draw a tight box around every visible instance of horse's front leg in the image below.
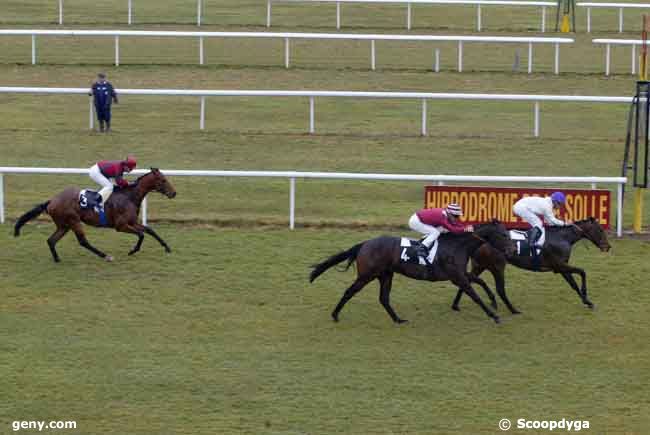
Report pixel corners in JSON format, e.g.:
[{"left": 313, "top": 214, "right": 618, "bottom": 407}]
[
  {"left": 451, "top": 272, "right": 500, "bottom": 324},
  {"left": 143, "top": 225, "right": 171, "bottom": 253},
  {"left": 561, "top": 270, "right": 594, "bottom": 309}
]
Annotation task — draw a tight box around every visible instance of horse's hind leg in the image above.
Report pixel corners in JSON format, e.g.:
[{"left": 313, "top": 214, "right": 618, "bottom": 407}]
[
  {"left": 47, "top": 227, "right": 69, "bottom": 263},
  {"left": 331, "top": 276, "right": 372, "bottom": 322},
  {"left": 71, "top": 222, "right": 112, "bottom": 261},
  {"left": 378, "top": 272, "right": 406, "bottom": 324}
]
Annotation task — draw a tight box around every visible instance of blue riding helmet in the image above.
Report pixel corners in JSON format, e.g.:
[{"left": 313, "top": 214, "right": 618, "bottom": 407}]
[{"left": 550, "top": 191, "right": 566, "bottom": 204}]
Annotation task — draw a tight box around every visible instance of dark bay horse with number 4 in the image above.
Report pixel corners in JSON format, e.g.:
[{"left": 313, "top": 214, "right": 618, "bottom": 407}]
[
  {"left": 310, "top": 221, "right": 516, "bottom": 324},
  {"left": 14, "top": 168, "right": 176, "bottom": 262},
  {"left": 452, "top": 217, "right": 611, "bottom": 314}
]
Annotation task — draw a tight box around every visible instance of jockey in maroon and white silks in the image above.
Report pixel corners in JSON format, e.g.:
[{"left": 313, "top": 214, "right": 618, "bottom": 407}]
[
  {"left": 408, "top": 203, "right": 474, "bottom": 256},
  {"left": 88, "top": 156, "right": 137, "bottom": 205}
]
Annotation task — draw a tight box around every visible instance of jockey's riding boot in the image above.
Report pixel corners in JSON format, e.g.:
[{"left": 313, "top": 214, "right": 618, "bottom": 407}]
[{"left": 528, "top": 227, "right": 542, "bottom": 268}]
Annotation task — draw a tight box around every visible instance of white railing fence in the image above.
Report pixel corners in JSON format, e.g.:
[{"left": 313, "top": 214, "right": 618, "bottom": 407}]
[
  {"left": 578, "top": 2, "right": 650, "bottom": 33},
  {"left": 266, "top": 0, "right": 554, "bottom": 32},
  {"left": 593, "top": 38, "right": 649, "bottom": 76},
  {"left": 0, "top": 87, "right": 632, "bottom": 137},
  {"left": 0, "top": 30, "right": 573, "bottom": 74},
  {"left": 0, "top": 168, "right": 626, "bottom": 236},
  {"left": 55, "top": 0, "right": 205, "bottom": 26}
]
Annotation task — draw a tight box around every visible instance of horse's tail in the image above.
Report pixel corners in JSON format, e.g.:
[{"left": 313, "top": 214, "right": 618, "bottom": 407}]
[
  {"left": 309, "top": 242, "right": 364, "bottom": 283},
  {"left": 14, "top": 201, "right": 50, "bottom": 237}
]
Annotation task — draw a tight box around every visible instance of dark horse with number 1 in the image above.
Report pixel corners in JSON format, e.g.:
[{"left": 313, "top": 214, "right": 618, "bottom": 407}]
[
  {"left": 310, "top": 221, "right": 516, "bottom": 324},
  {"left": 14, "top": 168, "right": 176, "bottom": 262},
  {"left": 452, "top": 217, "right": 611, "bottom": 314}
]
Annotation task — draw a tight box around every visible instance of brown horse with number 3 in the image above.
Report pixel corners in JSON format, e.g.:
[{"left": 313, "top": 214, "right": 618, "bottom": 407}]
[{"left": 14, "top": 168, "right": 176, "bottom": 262}]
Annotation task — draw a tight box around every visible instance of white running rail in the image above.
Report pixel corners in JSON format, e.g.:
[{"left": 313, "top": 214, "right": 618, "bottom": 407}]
[
  {"left": 578, "top": 2, "right": 650, "bottom": 33},
  {"left": 266, "top": 0, "right": 555, "bottom": 32},
  {"left": 0, "top": 168, "right": 627, "bottom": 236},
  {"left": 54, "top": 0, "right": 206, "bottom": 26},
  {"left": 0, "top": 87, "right": 630, "bottom": 137},
  {"left": 0, "top": 29, "right": 573, "bottom": 73}
]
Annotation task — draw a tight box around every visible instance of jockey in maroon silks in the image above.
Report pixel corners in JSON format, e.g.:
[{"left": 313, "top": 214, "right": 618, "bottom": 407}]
[
  {"left": 408, "top": 203, "right": 474, "bottom": 257},
  {"left": 88, "top": 156, "right": 137, "bottom": 206}
]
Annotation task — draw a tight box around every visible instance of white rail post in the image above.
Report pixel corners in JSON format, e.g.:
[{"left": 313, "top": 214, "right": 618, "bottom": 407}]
[
  {"left": 616, "top": 183, "right": 623, "bottom": 237},
  {"left": 141, "top": 197, "right": 147, "bottom": 225},
  {"left": 267, "top": 0, "right": 271, "bottom": 27},
  {"left": 528, "top": 42, "right": 533, "bottom": 74},
  {"left": 554, "top": 42, "right": 559, "bottom": 74},
  {"left": 586, "top": 7, "right": 591, "bottom": 33},
  {"left": 115, "top": 35, "right": 120, "bottom": 66},
  {"left": 533, "top": 102, "right": 540, "bottom": 137},
  {"left": 289, "top": 177, "right": 296, "bottom": 230},
  {"left": 336, "top": 2, "right": 341, "bottom": 29},
  {"left": 541, "top": 6, "right": 546, "bottom": 32},
  {"left": 407, "top": 3, "right": 412, "bottom": 30},
  {"left": 284, "top": 37, "right": 290, "bottom": 68},
  {"left": 200, "top": 96, "right": 206, "bottom": 130},
  {"left": 31, "top": 35, "right": 36, "bottom": 65},
  {"left": 370, "top": 40, "right": 376, "bottom": 70},
  {"left": 434, "top": 48, "right": 440, "bottom": 72},
  {"left": 128, "top": 0, "right": 132, "bottom": 25},
  {"left": 89, "top": 97, "right": 95, "bottom": 130},
  {"left": 606, "top": 43, "right": 611, "bottom": 76},
  {"left": 197, "top": 0, "right": 203, "bottom": 26},
  {"left": 591, "top": 183, "right": 597, "bottom": 189},
  {"left": 309, "top": 96, "right": 315, "bottom": 134},
  {"left": 199, "top": 36, "right": 204, "bottom": 65},
  {"left": 632, "top": 44, "right": 636, "bottom": 75},
  {"left": 618, "top": 8, "right": 623, "bottom": 33},
  {"left": 59, "top": 0, "right": 63, "bottom": 25},
  {"left": 477, "top": 4, "right": 482, "bottom": 32},
  {"left": 0, "top": 173, "right": 4, "bottom": 224},
  {"left": 457, "top": 41, "right": 463, "bottom": 72},
  {"left": 421, "top": 99, "right": 427, "bottom": 136}
]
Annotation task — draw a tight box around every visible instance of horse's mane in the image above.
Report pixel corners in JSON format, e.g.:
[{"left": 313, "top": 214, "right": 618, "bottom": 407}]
[
  {"left": 546, "top": 217, "right": 597, "bottom": 232},
  {"left": 134, "top": 168, "right": 158, "bottom": 182}
]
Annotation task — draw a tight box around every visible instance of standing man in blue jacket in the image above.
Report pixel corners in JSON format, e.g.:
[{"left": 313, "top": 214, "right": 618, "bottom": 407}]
[{"left": 90, "top": 73, "right": 118, "bottom": 132}]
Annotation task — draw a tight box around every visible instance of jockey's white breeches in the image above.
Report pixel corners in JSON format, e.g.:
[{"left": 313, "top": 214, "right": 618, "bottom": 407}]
[
  {"left": 89, "top": 164, "right": 113, "bottom": 203},
  {"left": 513, "top": 203, "right": 545, "bottom": 246},
  {"left": 408, "top": 213, "right": 443, "bottom": 248}
]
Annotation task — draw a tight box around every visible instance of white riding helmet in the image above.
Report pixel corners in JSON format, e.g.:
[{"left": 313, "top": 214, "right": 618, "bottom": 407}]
[{"left": 446, "top": 203, "right": 463, "bottom": 216}]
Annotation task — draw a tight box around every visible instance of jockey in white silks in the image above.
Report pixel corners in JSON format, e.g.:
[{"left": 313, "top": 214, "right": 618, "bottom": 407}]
[{"left": 512, "top": 192, "right": 570, "bottom": 251}]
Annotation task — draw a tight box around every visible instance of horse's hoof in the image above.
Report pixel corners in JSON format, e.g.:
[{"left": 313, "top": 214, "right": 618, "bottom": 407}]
[
  {"left": 396, "top": 318, "right": 409, "bottom": 324},
  {"left": 511, "top": 309, "right": 522, "bottom": 315},
  {"left": 493, "top": 316, "right": 501, "bottom": 324},
  {"left": 165, "top": 247, "right": 172, "bottom": 253},
  {"left": 587, "top": 303, "right": 595, "bottom": 310},
  {"left": 451, "top": 305, "right": 460, "bottom": 312},
  {"left": 331, "top": 313, "right": 339, "bottom": 322},
  {"left": 128, "top": 250, "right": 137, "bottom": 256},
  {"left": 105, "top": 255, "right": 114, "bottom": 262}
]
